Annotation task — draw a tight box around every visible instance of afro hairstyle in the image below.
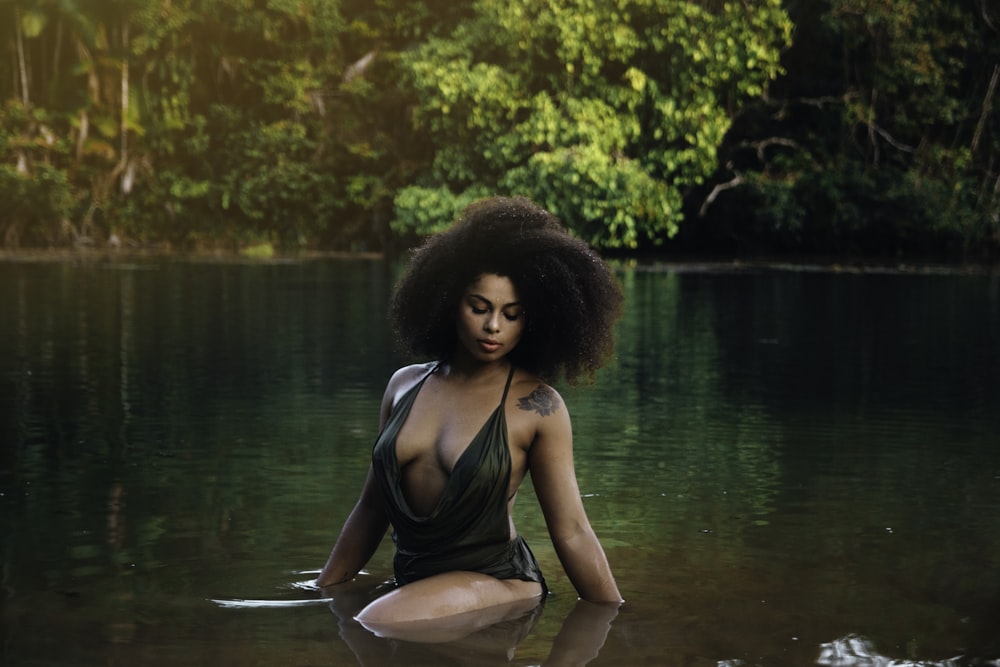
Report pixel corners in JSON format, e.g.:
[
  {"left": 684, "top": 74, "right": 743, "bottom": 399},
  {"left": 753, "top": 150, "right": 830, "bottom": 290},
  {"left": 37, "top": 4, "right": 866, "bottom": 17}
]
[{"left": 389, "top": 196, "right": 623, "bottom": 383}]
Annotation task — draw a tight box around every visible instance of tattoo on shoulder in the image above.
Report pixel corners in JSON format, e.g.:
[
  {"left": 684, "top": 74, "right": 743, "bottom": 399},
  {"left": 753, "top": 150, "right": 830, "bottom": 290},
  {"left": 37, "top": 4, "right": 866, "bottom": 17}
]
[{"left": 517, "top": 385, "right": 561, "bottom": 417}]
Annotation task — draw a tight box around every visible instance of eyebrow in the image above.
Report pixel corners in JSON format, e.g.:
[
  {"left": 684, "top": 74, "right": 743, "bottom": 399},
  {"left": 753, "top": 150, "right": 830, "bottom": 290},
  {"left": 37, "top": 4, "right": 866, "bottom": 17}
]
[{"left": 468, "top": 293, "right": 524, "bottom": 309}]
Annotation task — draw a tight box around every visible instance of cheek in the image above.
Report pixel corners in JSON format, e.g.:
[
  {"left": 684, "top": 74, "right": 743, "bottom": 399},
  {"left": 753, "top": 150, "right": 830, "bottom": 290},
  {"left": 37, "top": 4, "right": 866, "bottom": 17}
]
[{"left": 458, "top": 310, "right": 486, "bottom": 337}]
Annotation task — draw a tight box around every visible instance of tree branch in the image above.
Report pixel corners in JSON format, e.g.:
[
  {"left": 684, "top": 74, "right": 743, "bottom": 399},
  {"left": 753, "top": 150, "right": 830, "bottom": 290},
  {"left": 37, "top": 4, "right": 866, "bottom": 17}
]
[
  {"left": 15, "top": 9, "right": 30, "bottom": 107},
  {"left": 972, "top": 63, "right": 1000, "bottom": 155},
  {"left": 699, "top": 173, "right": 744, "bottom": 218},
  {"left": 869, "top": 121, "right": 915, "bottom": 153},
  {"left": 738, "top": 137, "right": 799, "bottom": 162}
]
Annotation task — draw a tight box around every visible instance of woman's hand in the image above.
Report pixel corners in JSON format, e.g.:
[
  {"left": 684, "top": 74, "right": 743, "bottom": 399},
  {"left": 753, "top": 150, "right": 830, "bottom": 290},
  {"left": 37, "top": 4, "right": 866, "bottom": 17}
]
[{"left": 316, "top": 466, "right": 389, "bottom": 587}]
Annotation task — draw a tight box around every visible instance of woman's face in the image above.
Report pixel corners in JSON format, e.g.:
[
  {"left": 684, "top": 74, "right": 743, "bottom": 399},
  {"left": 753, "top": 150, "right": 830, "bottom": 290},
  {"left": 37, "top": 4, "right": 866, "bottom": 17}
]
[{"left": 455, "top": 273, "right": 526, "bottom": 363}]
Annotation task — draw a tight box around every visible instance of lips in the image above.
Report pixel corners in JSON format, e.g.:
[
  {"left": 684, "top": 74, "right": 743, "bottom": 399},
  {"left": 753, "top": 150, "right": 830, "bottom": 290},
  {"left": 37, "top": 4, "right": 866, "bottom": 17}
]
[{"left": 477, "top": 339, "right": 501, "bottom": 353}]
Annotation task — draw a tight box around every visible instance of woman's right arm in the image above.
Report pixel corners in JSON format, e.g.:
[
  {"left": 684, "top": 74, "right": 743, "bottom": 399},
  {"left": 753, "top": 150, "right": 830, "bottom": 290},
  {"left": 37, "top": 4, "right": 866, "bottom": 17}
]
[
  {"left": 316, "top": 466, "right": 389, "bottom": 587},
  {"left": 316, "top": 365, "right": 421, "bottom": 588}
]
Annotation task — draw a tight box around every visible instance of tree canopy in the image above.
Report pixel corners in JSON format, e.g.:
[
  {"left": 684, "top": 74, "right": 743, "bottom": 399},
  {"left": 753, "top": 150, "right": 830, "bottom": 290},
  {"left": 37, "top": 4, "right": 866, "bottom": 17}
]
[
  {"left": 695, "top": 0, "right": 1000, "bottom": 258},
  {"left": 1, "top": 0, "right": 997, "bottom": 259},
  {"left": 393, "top": 0, "right": 791, "bottom": 249}
]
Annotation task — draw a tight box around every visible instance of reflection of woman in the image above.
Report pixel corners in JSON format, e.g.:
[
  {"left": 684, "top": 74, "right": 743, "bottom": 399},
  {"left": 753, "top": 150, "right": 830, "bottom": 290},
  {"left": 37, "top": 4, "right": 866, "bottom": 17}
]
[
  {"left": 317, "top": 196, "right": 624, "bottom": 634},
  {"left": 329, "top": 584, "right": 618, "bottom": 665}
]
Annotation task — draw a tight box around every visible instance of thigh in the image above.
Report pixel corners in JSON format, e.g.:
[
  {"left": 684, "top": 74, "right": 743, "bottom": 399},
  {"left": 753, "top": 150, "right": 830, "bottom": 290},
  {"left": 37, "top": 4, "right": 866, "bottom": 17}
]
[{"left": 355, "top": 571, "right": 543, "bottom": 628}]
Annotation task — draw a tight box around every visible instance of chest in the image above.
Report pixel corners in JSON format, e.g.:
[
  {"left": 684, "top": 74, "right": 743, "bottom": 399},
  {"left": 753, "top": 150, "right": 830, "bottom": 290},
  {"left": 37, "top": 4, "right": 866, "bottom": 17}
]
[{"left": 393, "top": 383, "right": 533, "bottom": 476}]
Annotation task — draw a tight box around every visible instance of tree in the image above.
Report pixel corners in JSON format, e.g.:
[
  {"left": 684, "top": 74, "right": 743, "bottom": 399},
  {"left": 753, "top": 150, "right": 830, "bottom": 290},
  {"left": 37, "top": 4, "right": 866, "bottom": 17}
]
[
  {"left": 697, "top": 0, "right": 1000, "bottom": 258},
  {"left": 393, "top": 0, "right": 792, "bottom": 249},
  {"left": 0, "top": 0, "right": 359, "bottom": 249},
  {"left": 118, "top": 0, "right": 352, "bottom": 248},
  {"left": 0, "top": 0, "right": 130, "bottom": 245}
]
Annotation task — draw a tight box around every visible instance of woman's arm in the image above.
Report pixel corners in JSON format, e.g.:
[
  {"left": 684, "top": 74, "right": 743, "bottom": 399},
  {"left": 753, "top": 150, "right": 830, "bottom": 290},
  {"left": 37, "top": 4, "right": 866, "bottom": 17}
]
[
  {"left": 528, "top": 391, "right": 622, "bottom": 603},
  {"left": 316, "top": 466, "right": 389, "bottom": 587},
  {"left": 317, "top": 367, "right": 419, "bottom": 588}
]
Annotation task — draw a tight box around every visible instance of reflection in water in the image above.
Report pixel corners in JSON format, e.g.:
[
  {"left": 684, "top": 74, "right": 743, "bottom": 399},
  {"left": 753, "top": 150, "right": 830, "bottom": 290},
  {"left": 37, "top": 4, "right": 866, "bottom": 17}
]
[
  {"left": 328, "top": 579, "right": 541, "bottom": 665},
  {"left": 354, "top": 596, "right": 545, "bottom": 644},
  {"left": 212, "top": 597, "right": 334, "bottom": 608},
  {"left": 721, "top": 634, "right": 983, "bottom": 667},
  {"left": 328, "top": 583, "right": 617, "bottom": 666},
  {"left": 1, "top": 260, "right": 999, "bottom": 665},
  {"left": 816, "top": 635, "right": 965, "bottom": 667},
  {"left": 543, "top": 600, "right": 620, "bottom": 666},
  {"left": 212, "top": 574, "right": 618, "bottom": 666}
]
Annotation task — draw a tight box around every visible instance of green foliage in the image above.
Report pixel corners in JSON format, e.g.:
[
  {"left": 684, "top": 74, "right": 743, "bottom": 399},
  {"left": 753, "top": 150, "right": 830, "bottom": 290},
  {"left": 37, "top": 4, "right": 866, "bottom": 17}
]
[
  {"left": 736, "top": 161, "right": 959, "bottom": 253},
  {"left": 0, "top": 99, "right": 81, "bottom": 245},
  {"left": 395, "top": 0, "right": 792, "bottom": 248},
  {"left": 392, "top": 185, "right": 491, "bottom": 236},
  {"left": 703, "top": 0, "right": 1000, "bottom": 258},
  {"left": 2, "top": 0, "right": 996, "bottom": 257},
  {"left": 0, "top": 163, "right": 75, "bottom": 246},
  {"left": 240, "top": 241, "right": 276, "bottom": 259},
  {"left": 1, "top": 0, "right": 361, "bottom": 249},
  {"left": 224, "top": 119, "right": 337, "bottom": 243}
]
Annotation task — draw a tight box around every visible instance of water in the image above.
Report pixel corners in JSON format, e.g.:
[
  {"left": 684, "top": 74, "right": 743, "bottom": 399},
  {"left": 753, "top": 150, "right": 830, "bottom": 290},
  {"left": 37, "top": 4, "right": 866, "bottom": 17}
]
[{"left": 1, "top": 257, "right": 998, "bottom": 666}]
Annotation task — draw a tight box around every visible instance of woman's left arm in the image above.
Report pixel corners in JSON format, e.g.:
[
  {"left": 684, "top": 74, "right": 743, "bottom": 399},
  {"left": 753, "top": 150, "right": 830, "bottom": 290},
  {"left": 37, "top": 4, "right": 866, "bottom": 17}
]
[{"left": 528, "top": 390, "right": 622, "bottom": 604}]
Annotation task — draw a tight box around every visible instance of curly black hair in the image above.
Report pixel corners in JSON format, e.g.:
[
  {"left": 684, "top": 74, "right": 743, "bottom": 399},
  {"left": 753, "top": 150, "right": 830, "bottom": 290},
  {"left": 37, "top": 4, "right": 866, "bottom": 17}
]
[{"left": 389, "top": 196, "right": 624, "bottom": 384}]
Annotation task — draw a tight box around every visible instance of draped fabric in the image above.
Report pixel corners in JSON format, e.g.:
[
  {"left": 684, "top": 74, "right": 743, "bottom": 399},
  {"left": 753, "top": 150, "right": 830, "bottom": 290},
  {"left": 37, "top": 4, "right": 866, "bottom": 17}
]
[{"left": 371, "top": 363, "right": 546, "bottom": 592}]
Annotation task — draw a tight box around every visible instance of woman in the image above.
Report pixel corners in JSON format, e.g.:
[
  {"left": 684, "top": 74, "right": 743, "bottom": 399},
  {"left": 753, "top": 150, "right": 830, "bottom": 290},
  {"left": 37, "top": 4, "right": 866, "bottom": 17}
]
[{"left": 317, "top": 196, "right": 624, "bottom": 634}]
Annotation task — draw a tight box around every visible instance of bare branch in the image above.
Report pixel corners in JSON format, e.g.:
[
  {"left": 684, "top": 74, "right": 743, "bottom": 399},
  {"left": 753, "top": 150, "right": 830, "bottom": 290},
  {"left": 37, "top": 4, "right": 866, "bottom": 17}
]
[
  {"left": 870, "top": 122, "right": 915, "bottom": 153},
  {"left": 15, "top": 9, "right": 30, "bottom": 107},
  {"left": 699, "top": 173, "right": 745, "bottom": 218},
  {"left": 977, "top": 0, "right": 1000, "bottom": 32},
  {"left": 798, "top": 95, "right": 848, "bottom": 108},
  {"left": 344, "top": 50, "right": 379, "bottom": 84},
  {"left": 738, "top": 137, "right": 799, "bottom": 162},
  {"left": 972, "top": 63, "right": 1000, "bottom": 155}
]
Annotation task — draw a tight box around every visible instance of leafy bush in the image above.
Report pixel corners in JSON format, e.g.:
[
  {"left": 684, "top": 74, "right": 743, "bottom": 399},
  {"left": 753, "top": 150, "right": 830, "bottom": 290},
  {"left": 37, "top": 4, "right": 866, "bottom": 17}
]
[{"left": 0, "top": 165, "right": 75, "bottom": 247}]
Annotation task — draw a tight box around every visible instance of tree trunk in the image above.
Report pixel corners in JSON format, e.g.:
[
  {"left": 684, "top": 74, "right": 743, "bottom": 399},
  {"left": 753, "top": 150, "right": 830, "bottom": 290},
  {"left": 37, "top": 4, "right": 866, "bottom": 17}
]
[
  {"left": 120, "top": 21, "right": 130, "bottom": 194},
  {"left": 15, "top": 8, "right": 30, "bottom": 107},
  {"left": 971, "top": 63, "right": 999, "bottom": 156},
  {"left": 53, "top": 17, "right": 64, "bottom": 94}
]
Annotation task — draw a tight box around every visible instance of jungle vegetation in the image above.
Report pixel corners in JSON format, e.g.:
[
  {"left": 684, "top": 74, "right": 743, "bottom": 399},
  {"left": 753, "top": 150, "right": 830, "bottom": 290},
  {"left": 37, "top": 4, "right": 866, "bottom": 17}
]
[{"left": 1, "top": 0, "right": 998, "bottom": 260}]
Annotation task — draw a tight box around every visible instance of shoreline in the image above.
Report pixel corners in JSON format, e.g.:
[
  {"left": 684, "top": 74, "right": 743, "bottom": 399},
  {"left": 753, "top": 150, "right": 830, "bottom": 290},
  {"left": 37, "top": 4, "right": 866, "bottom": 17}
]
[
  {"left": 0, "top": 246, "right": 996, "bottom": 276},
  {"left": 0, "top": 247, "right": 384, "bottom": 264}
]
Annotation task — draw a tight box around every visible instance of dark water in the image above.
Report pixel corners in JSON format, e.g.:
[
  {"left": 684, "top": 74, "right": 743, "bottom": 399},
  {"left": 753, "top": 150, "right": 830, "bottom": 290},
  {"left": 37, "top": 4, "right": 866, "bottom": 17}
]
[{"left": 1, "top": 257, "right": 998, "bottom": 666}]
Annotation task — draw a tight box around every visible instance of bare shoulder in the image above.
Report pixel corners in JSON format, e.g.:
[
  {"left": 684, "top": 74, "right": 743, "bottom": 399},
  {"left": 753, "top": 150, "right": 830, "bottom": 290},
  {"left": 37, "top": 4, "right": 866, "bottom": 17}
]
[
  {"left": 386, "top": 362, "right": 435, "bottom": 394},
  {"left": 509, "top": 371, "right": 567, "bottom": 421},
  {"left": 504, "top": 371, "right": 568, "bottom": 465},
  {"left": 380, "top": 362, "right": 436, "bottom": 417}
]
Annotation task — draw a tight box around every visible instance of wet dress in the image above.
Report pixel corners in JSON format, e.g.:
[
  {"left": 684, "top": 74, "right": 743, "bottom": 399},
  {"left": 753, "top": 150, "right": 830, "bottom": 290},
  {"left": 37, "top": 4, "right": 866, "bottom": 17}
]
[{"left": 370, "top": 363, "right": 547, "bottom": 593}]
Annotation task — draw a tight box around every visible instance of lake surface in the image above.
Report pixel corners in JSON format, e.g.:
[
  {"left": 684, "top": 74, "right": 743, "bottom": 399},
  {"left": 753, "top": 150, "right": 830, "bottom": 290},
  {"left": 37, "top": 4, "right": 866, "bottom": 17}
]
[{"left": 1, "top": 256, "right": 998, "bottom": 666}]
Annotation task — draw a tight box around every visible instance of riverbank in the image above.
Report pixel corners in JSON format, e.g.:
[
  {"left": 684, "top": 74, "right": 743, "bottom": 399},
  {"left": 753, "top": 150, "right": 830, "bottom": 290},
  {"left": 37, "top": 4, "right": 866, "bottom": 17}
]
[
  {"left": 2, "top": 246, "right": 998, "bottom": 276},
  {"left": 0, "top": 247, "right": 384, "bottom": 264}
]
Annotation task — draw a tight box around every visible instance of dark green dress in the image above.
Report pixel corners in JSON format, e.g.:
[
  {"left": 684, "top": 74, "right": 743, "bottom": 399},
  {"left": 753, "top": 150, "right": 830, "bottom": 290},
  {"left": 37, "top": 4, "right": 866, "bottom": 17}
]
[{"left": 371, "top": 363, "right": 547, "bottom": 593}]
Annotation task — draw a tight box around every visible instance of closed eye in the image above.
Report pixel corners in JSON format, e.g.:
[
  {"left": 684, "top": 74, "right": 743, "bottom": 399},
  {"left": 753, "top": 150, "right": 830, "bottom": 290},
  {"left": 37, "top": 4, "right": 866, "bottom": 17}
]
[{"left": 466, "top": 294, "right": 523, "bottom": 319}]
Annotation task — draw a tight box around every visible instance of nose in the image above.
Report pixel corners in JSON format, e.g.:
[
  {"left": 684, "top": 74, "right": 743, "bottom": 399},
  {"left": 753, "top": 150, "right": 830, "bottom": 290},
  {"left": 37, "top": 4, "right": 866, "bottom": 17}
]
[{"left": 484, "top": 312, "right": 501, "bottom": 333}]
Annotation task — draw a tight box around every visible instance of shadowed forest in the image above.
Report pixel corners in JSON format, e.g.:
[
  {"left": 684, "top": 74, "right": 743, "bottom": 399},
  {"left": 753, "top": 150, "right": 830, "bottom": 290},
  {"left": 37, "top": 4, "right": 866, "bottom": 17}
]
[{"left": 2, "top": 0, "right": 998, "bottom": 261}]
